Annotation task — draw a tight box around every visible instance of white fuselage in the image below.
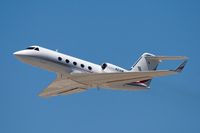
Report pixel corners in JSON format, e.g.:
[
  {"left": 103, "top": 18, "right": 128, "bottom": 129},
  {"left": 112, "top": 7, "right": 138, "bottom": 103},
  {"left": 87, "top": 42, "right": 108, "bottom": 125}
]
[{"left": 14, "top": 46, "right": 128, "bottom": 75}]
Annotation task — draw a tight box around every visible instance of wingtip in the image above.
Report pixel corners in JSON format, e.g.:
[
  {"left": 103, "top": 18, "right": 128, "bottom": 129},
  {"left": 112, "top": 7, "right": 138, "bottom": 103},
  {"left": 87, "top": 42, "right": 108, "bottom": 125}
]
[
  {"left": 182, "top": 56, "right": 189, "bottom": 60},
  {"left": 175, "top": 60, "right": 188, "bottom": 73},
  {"left": 38, "top": 92, "right": 51, "bottom": 98},
  {"left": 38, "top": 93, "right": 44, "bottom": 97}
]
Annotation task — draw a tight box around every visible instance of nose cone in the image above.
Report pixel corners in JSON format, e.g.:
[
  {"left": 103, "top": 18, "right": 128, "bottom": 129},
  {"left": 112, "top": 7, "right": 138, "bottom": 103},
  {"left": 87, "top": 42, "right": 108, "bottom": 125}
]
[
  {"left": 13, "top": 50, "right": 31, "bottom": 62},
  {"left": 13, "top": 51, "right": 23, "bottom": 56},
  {"left": 13, "top": 50, "right": 27, "bottom": 58}
]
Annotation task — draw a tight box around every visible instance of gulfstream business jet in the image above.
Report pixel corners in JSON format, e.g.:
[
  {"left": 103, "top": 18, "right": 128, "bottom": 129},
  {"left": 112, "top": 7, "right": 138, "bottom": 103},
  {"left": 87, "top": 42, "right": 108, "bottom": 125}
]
[{"left": 14, "top": 46, "right": 188, "bottom": 97}]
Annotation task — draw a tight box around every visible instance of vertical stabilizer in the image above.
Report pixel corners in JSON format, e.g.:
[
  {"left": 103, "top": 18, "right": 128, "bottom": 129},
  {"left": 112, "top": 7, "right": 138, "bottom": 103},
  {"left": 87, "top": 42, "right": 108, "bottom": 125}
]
[
  {"left": 131, "top": 53, "right": 160, "bottom": 72},
  {"left": 130, "top": 53, "right": 160, "bottom": 87}
]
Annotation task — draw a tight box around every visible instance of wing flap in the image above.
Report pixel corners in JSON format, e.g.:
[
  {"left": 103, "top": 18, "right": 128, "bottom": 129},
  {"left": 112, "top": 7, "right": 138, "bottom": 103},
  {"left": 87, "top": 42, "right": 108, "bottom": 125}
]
[{"left": 57, "top": 87, "right": 86, "bottom": 95}]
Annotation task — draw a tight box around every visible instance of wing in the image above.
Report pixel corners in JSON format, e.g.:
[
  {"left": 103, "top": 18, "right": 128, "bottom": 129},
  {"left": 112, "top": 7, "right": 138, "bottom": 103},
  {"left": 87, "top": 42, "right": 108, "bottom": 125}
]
[
  {"left": 70, "top": 61, "right": 187, "bottom": 88},
  {"left": 70, "top": 70, "right": 176, "bottom": 87},
  {"left": 39, "top": 74, "right": 88, "bottom": 97},
  {"left": 39, "top": 61, "right": 187, "bottom": 97}
]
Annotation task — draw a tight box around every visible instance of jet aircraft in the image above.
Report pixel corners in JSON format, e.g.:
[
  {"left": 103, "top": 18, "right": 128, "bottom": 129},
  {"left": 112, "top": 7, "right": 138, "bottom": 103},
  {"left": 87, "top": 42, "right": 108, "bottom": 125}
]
[{"left": 14, "top": 46, "right": 188, "bottom": 97}]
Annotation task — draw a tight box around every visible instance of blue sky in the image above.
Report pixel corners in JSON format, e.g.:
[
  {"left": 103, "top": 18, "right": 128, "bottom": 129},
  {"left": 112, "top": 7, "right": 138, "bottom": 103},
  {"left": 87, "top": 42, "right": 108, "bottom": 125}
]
[{"left": 1, "top": 0, "right": 200, "bottom": 133}]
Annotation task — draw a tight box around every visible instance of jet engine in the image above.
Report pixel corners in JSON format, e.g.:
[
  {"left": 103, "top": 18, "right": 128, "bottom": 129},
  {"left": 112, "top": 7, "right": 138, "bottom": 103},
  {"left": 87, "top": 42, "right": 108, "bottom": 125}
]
[{"left": 101, "top": 63, "right": 127, "bottom": 72}]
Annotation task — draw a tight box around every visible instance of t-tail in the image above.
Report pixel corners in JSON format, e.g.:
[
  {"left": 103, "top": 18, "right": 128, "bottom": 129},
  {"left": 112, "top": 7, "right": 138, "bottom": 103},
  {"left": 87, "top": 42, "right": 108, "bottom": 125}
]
[{"left": 130, "top": 53, "right": 188, "bottom": 88}]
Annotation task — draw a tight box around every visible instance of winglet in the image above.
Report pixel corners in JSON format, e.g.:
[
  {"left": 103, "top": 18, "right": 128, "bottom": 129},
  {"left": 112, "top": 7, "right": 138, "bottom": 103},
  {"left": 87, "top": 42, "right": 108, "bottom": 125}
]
[{"left": 175, "top": 60, "right": 188, "bottom": 73}]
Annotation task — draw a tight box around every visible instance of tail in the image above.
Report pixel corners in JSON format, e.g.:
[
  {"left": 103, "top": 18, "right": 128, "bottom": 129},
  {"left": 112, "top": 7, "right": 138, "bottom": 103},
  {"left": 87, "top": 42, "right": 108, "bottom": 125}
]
[{"left": 130, "top": 53, "right": 188, "bottom": 87}]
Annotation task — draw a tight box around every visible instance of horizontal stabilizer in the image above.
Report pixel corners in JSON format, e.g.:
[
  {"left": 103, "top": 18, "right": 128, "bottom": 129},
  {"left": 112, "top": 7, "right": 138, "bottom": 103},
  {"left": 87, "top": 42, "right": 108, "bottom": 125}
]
[{"left": 145, "top": 56, "right": 188, "bottom": 61}]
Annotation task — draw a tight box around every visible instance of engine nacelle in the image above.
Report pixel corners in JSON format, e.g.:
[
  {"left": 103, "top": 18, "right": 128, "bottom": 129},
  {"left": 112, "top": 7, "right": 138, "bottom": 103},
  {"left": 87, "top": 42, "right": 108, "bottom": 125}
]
[{"left": 101, "top": 63, "right": 127, "bottom": 72}]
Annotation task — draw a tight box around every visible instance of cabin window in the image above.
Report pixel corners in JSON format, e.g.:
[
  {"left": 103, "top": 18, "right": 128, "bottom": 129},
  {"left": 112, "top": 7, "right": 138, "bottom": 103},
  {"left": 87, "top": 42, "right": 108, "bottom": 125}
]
[
  {"left": 88, "top": 66, "right": 92, "bottom": 70},
  {"left": 81, "top": 64, "right": 85, "bottom": 68},
  {"left": 58, "top": 57, "right": 62, "bottom": 61},
  {"left": 65, "top": 59, "right": 69, "bottom": 63},
  {"left": 101, "top": 63, "right": 107, "bottom": 70},
  {"left": 73, "top": 62, "right": 77, "bottom": 66},
  {"left": 34, "top": 47, "right": 39, "bottom": 51}
]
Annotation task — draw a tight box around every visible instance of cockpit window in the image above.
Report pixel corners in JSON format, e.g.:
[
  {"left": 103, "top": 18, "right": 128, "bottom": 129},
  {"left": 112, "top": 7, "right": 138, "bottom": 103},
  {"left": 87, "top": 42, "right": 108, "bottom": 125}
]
[
  {"left": 26, "top": 47, "right": 39, "bottom": 51},
  {"left": 26, "top": 47, "right": 35, "bottom": 50},
  {"left": 101, "top": 63, "right": 107, "bottom": 70},
  {"left": 34, "top": 47, "right": 39, "bottom": 51}
]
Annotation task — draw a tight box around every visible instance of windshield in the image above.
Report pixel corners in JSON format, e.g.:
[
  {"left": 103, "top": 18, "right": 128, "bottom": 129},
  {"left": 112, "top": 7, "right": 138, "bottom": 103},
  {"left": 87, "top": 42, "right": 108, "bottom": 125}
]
[
  {"left": 26, "top": 47, "right": 39, "bottom": 51},
  {"left": 26, "top": 47, "right": 35, "bottom": 50}
]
